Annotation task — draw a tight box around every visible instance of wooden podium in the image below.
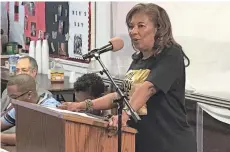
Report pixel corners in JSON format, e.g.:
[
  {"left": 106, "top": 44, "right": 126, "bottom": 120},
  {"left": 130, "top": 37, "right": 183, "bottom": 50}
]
[{"left": 12, "top": 100, "right": 136, "bottom": 152}]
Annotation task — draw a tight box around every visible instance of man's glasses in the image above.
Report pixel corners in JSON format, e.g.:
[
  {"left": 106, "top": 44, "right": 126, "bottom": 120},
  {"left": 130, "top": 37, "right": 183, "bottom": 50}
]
[{"left": 9, "top": 91, "right": 30, "bottom": 100}]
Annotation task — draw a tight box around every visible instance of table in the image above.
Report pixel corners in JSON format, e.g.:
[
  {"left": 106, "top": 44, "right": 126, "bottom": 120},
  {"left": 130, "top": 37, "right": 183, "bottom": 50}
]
[{"left": 1, "top": 67, "right": 75, "bottom": 102}]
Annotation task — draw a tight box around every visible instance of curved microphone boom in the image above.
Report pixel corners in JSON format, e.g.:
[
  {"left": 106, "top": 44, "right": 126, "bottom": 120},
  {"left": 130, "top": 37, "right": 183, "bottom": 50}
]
[{"left": 82, "top": 37, "right": 124, "bottom": 59}]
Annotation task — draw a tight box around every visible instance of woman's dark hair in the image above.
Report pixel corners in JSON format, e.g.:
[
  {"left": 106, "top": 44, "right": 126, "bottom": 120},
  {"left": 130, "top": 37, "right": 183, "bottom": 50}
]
[
  {"left": 74, "top": 73, "right": 105, "bottom": 98},
  {"left": 126, "top": 3, "right": 190, "bottom": 67}
]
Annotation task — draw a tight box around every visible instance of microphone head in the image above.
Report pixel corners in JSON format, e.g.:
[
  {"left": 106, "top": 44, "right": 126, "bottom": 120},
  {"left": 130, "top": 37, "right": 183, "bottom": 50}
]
[{"left": 109, "top": 37, "right": 124, "bottom": 52}]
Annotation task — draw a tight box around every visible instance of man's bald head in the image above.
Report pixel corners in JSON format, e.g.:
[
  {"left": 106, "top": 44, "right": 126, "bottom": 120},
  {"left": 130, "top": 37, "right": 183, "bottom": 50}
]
[{"left": 7, "top": 74, "right": 36, "bottom": 93}]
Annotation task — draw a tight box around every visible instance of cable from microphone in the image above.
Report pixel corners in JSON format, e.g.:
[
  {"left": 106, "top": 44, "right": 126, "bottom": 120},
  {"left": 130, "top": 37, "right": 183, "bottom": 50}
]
[{"left": 82, "top": 37, "right": 124, "bottom": 59}]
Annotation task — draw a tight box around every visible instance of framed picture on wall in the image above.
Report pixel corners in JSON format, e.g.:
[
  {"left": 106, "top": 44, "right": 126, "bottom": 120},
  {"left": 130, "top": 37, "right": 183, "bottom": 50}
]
[
  {"left": 30, "top": 22, "right": 36, "bottom": 37},
  {"left": 45, "top": 2, "right": 69, "bottom": 56},
  {"left": 28, "top": 2, "right": 35, "bottom": 16}
]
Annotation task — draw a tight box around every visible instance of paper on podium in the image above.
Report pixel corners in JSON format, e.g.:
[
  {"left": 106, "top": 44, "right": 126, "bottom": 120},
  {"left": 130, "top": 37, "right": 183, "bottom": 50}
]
[{"left": 46, "top": 107, "right": 99, "bottom": 120}]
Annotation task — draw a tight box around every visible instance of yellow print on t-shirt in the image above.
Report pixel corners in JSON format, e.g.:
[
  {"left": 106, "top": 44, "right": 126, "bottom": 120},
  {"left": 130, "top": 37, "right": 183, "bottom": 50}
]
[{"left": 123, "top": 69, "right": 151, "bottom": 115}]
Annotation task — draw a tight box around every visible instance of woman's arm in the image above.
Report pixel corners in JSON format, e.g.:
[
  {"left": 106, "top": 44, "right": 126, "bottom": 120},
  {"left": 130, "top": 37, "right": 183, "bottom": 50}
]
[
  {"left": 58, "top": 92, "right": 119, "bottom": 111},
  {"left": 109, "top": 81, "right": 157, "bottom": 127},
  {"left": 91, "top": 92, "right": 119, "bottom": 110},
  {"left": 128, "top": 81, "right": 157, "bottom": 111}
]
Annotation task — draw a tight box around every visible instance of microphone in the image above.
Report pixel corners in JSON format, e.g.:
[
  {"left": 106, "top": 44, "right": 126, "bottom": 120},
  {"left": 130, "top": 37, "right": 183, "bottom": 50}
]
[{"left": 82, "top": 37, "right": 124, "bottom": 59}]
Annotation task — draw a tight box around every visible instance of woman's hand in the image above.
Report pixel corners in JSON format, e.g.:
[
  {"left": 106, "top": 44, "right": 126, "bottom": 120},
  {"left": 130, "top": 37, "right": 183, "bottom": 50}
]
[
  {"left": 109, "top": 111, "right": 130, "bottom": 127},
  {"left": 57, "top": 102, "right": 84, "bottom": 112}
]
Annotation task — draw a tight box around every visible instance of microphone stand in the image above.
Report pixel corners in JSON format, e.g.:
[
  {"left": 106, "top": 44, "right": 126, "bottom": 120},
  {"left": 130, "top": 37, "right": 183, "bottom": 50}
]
[{"left": 92, "top": 52, "right": 141, "bottom": 152}]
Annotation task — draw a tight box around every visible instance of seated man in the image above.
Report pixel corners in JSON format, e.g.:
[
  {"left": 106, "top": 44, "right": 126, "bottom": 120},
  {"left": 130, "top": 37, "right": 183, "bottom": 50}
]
[
  {"left": 74, "top": 73, "right": 109, "bottom": 116},
  {"left": 1, "top": 56, "right": 52, "bottom": 112},
  {"left": 1, "top": 74, "right": 61, "bottom": 146},
  {"left": 1, "top": 56, "right": 52, "bottom": 134}
]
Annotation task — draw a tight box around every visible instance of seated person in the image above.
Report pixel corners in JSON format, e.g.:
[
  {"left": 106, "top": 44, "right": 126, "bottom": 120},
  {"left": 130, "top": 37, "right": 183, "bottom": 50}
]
[
  {"left": 1, "top": 74, "right": 61, "bottom": 146},
  {"left": 1, "top": 56, "right": 52, "bottom": 113},
  {"left": 74, "top": 73, "right": 109, "bottom": 116},
  {"left": 1, "top": 56, "right": 52, "bottom": 134}
]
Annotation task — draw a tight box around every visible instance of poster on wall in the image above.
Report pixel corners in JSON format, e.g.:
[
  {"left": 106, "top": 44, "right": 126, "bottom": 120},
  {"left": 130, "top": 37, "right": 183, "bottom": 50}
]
[
  {"left": 45, "top": 2, "right": 69, "bottom": 56},
  {"left": 68, "top": 2, "right": 89, "bottom": 59}
]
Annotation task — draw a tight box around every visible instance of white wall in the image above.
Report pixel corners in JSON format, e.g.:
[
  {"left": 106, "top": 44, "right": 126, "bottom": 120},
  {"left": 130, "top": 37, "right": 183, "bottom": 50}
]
[
  {"left": 110, "top": 1, "right": 230, "bottom": 99},
  {"left": 166, "top": 1, "right": 230, "bottom": 99}
]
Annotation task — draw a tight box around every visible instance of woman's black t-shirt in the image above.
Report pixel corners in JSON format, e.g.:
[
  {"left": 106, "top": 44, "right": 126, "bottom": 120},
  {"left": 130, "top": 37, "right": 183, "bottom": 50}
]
[{"left": 122, "top": 45, "right": 197, "bottom": 152}]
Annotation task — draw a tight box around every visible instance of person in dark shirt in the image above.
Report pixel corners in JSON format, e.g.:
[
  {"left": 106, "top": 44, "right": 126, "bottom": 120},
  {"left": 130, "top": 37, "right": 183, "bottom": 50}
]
[{"left": 58, "top": 3, "right": 196, "bottom": 152}]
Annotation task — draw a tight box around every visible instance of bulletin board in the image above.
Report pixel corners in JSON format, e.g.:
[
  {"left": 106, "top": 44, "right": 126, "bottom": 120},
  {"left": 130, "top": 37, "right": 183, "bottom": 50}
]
[
  {"left": 24, "top": 2, "right": 46, "bottom": 42},
  {"left": 22, "top": 2, "right": 93, "bottom": 64}
]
